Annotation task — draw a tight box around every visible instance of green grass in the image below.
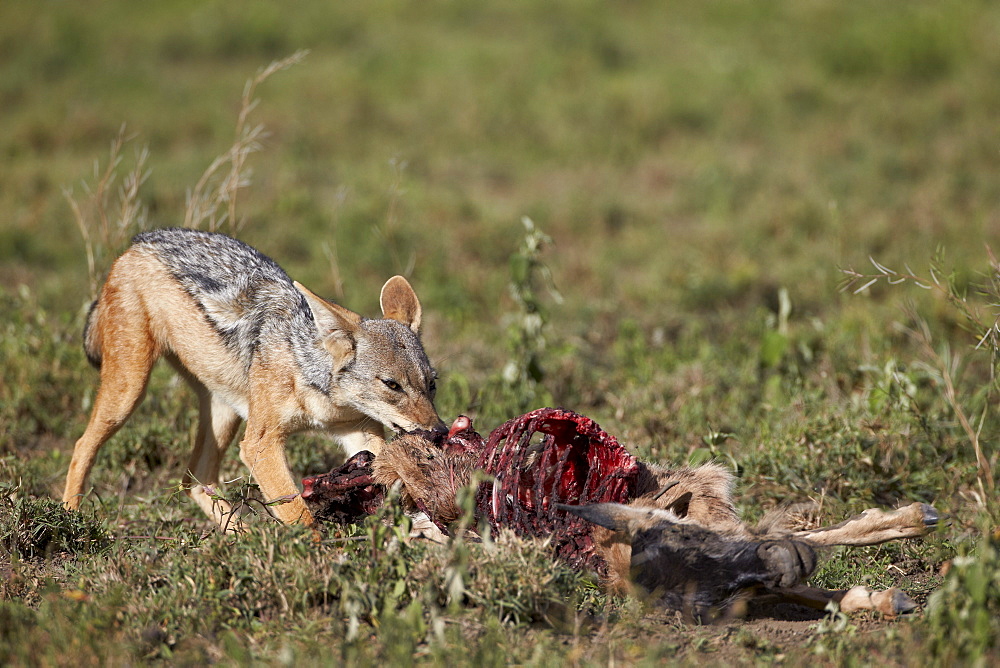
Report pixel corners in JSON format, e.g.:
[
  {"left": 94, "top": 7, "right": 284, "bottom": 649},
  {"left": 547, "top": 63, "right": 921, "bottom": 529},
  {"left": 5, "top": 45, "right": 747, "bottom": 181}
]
[{"left": 2, "top": 0, "right": 1000, "bottom": 663}]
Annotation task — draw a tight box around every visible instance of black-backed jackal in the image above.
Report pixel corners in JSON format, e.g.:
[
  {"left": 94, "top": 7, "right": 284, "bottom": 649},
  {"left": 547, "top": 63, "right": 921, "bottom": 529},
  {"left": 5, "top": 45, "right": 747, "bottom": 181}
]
[{"left": 63, "top": 228, "right": 444, "bottom": 530}]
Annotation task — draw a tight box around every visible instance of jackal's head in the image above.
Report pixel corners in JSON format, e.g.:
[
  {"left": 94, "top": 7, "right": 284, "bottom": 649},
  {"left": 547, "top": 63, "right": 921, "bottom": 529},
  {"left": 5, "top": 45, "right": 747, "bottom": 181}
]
[{"left": 295, "top": 277, "right": 445, "bottom": 435}]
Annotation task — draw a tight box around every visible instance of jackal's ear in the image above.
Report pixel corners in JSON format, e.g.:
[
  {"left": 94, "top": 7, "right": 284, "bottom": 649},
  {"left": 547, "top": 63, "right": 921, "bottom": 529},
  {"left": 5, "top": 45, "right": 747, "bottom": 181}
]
[
  {"left": 294, "top": 281, "right": 362, "bottom": 367},
  {"left": 294, "top": 281, "right": 362, "bottom": 332},
  {"left": 557, "top": 503, "right": 635, "bottom": 533},
  {"left": 380, "top": 275, "right": 422, "bottom": 334}
]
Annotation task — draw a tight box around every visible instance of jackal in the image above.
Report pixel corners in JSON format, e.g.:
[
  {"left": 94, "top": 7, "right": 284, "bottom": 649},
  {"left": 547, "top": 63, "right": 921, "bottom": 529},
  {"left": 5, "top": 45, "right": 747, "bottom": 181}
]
[{"left": 62, "top": 227, "right": 444, "bottom": 529}]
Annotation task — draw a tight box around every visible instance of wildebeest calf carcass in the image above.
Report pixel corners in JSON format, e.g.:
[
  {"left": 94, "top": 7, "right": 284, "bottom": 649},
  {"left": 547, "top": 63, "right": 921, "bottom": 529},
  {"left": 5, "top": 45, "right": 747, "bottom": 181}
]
[{"left": 301, "top": 408, "right": 938, "bottom": 622}]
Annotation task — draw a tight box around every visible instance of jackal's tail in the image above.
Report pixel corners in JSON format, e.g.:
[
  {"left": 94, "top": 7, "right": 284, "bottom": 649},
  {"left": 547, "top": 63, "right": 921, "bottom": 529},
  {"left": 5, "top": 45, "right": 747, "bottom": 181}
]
[{"left": 83, "top": 299, "right": 103, "bottom": 368}]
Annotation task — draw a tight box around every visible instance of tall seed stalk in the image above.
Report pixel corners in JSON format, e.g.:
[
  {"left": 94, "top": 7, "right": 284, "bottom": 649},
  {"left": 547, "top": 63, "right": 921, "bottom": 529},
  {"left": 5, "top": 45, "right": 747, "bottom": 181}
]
[
  {"left": 66, "top": 51, "right": 308, "bottom": 299},
  {"left": 843, "top": 254, "right": 998, "bottom": 504}
]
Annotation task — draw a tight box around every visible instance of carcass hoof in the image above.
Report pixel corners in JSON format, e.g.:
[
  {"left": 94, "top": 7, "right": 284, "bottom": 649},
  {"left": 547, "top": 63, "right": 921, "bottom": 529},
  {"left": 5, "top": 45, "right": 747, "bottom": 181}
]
[
  {"left": 886, "top": 588, "right": 918, "bottom": 615},
  {"left": 866, "top": 587, "right": 919, "bottom": 616},
  {"left": 920, "top": 503, "right": 940, "bottom": 528}
]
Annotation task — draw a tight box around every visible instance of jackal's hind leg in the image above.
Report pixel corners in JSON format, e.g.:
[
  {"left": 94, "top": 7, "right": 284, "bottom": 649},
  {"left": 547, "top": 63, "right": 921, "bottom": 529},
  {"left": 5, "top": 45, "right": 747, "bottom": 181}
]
[
  {"left": 791, "top": 502, "right": 939, "bottom": 546},
  {"left": 63, "top": 318, "right": 157, "bottom": 509},
  {"left": 185, "top": 389, "right": 243, "bottom": 532}
]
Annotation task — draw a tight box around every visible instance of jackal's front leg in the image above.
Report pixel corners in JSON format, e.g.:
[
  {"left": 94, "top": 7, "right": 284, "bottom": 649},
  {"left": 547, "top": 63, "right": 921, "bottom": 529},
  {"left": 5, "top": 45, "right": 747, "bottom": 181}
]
[
  {"left": 239, "top": 421, "right": 314, "bottom": 526},
  {"left": 184, "top": 390, "right": 244, "bottom": 532}
]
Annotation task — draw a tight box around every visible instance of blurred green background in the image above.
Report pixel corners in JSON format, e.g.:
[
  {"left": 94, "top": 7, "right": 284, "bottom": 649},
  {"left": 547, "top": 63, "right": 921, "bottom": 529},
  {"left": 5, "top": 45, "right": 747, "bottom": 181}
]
[
  {"left": 5, "top": 0, "right": 995, "bottom": 310},
  {"left": 4, "top": 0, "right": 1000, "bottom": 662}
]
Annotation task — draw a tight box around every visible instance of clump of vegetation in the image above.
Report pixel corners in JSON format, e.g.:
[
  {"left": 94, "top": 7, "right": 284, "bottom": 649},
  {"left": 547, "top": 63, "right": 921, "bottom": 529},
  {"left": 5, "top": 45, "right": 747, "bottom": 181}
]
[
  {"left": 407, "top": 478, "right": 599, "bottom": 629},
  {"left": 926, "top": 526, "right": 1000, "bottom": 663},
  {"left": 843, "top": 252, "right": 999, "bottom": 508},
  {"left": 843, "top": 252, "right": 1000, "bottom": 663},
  {"left": 0, "top": 482, "right": 109, "bottom": 559},
  {"left": 479, "top": 216, "right": 562, "bottom": 421}
]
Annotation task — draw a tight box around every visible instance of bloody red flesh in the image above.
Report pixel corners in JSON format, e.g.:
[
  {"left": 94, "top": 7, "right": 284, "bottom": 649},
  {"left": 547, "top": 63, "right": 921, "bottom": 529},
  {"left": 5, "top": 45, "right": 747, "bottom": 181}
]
[
  {"left": 474, "top": 408, "right": 640, "bottom": 572},
  {"left": 303, "top": 408, "right": 641, "bottom": 574},
  {"left": 300, "top": 451, "right": 385, "bottom": 524}
]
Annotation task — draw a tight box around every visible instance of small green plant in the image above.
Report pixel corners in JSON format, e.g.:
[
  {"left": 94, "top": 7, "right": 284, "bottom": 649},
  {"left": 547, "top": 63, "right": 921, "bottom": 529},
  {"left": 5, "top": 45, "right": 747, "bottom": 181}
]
[
  {"left": 481, "top": 217, "right": 562, "bottom": 419},
  {"left": 687, "top": 427, "right": 741, "bottom": 475},
  {"left": 925, "top": 526, "right": 1000, "bottom": 663},
  {"left": 809, "top": 601, "right": 858, "bottom": 660},
  {"left": 859, "top": 358, "right": 922, "bottom": 414},
  {"left": 759, "top": 286, "right": 793, "bottom": 371}
]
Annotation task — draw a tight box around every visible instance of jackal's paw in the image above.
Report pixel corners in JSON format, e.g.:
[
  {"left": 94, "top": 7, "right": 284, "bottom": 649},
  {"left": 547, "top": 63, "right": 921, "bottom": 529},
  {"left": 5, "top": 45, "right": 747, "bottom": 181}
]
[{"left": 757, "top": 539, "right": 817, "bottom": 588}]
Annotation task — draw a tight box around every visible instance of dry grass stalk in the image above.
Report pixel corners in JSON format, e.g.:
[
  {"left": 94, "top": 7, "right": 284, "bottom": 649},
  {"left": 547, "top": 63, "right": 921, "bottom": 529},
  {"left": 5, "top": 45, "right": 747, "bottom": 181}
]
[
  {"left": 67, "top": 52, "right": 307, "bottom": 299},
  {"left": 842, "top": 254, "right": 1000, "bottom": 363},
  {"left": 184, "top": 50, "right": 308, "bottom": 233},
  {"left": 843, "top": 256, "right": 998, "bottom": 505},
  {"left": 63, "top": 124, "right": 150, "bottom": 299}
]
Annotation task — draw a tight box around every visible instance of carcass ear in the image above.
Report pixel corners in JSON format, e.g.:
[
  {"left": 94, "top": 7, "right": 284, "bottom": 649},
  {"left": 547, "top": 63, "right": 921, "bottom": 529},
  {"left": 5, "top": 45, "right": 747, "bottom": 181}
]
[
  {"left": 294, "top": 281, "right": 361, "bottom": 369},
  {"left": 558, "top": 503, "right": 635, "bottom": 532},
  {"left": 380, "top": 275, "right": 422, "bottom": 334},
  {"left": 666, "top": 492, "right": 693, "bottom": 518}
]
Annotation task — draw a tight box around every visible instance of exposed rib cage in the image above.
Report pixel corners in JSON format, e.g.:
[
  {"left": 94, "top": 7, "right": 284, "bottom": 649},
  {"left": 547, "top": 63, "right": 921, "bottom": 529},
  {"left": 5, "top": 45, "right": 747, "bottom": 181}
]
[{"left": 474, "top": 408, "right": 640, "bottom": 573}]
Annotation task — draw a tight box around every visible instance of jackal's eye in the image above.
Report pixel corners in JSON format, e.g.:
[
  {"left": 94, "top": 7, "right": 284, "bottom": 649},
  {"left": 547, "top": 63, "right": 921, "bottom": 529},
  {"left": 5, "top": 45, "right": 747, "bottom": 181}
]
[
  {"left": 382, "top": 378, "right": 403, "bottom": 392},
  {"left": 429, "top": 378, "right": 437, "bottom": 394}
]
